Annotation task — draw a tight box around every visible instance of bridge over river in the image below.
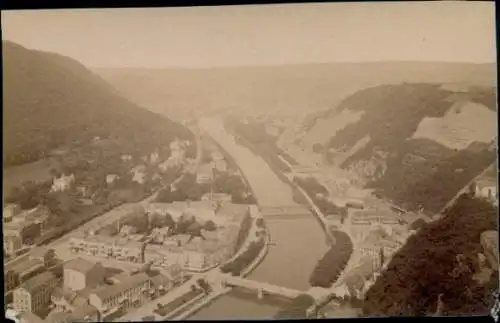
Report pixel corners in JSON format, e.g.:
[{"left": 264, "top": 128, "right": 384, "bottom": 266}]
[
  {"left": 188, "top": 117, "right": 330, "bottom": 320},
  {"left": 259, "top": 205, "right": 313, "bottom": 219}
]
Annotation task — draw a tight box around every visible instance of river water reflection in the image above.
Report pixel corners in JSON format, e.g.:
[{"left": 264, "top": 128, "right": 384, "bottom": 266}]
[{"left": 189, "top": 118, "right": 328, "bottom": 319}]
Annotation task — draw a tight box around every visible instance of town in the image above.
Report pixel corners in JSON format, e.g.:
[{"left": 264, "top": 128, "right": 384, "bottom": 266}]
[{"left": 3, "top": 4, "right": 498, "bottom": 321}]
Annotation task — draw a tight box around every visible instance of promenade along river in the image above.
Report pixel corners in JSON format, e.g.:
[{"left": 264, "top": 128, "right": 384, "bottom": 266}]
[{"left": 187, "top": 118, "right": 329, "bottom": 320}]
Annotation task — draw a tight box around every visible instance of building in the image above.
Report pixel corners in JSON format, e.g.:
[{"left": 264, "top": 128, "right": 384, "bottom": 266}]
[
  {"left": 88, "top": 272, "right": 153, "bottom": 318},
  {"left": 343, "top": 256, "right": 376, "bottom": 299},
  {"left": 19, "top": 312, "right": 44, "bottom": 323},
  {"left": 119, "top": 225, "right": 137, "bottom": 236},
  {"left": 4, "top": 204, "right": 22, "bottom": 220},
  {"left": 211, "top": 151, "right": 224, "bottom": 162},
  {"left": 130, "top": 165, "right": 147, "bottom": 184},
  {"left": 121, "top": 154, "right": 133, "bottom": 162},
  {"left": 358, "top": 229, "right": 403, "bottom": 268},
  {"left": 50, "top": 174, "right": 75, "bottom": 192},
  {"left": 5, "top": 257, "right": 47, "bottom": 293},
  {"left": 150, "top": 151, "right": 160, "bottom": 165},
  {"left": 4, "top": 221, "right": 42, "bottom": 247},
  {"left": 106, "top": 174, "right": 120, "bottom": 185},
  {"left": 3, "top": 206, "right": 50, "bottom": 254},
  {"left": 29, "top": 247, "right": 57, "bottom": 268},
  {"left": 4, "top": 229, "right": 23, "bottom": 256},
  {"left": 45, "top": 304, "right": 100, "bottom": 323},
  {"left": 44, "top": 311, "right": 73, "bottom": 323},
  {"left": 69, "top": 235, "right": 144, "bottom": 264},
  {"left": 196, "top": 163, "right": 214, "bottom": 184},
  {"left": 213, "top": 160, "right": 228, "bottom": 172},
  {"left": 472, "top": 178, "right": 498, "bottom": 203},
  {"left": 350, "top": 209, "right": 400, "bottom": 226},
  {"left": 202, "top": 193, "right": 232, "bottom": 203},
  {"left": 63, "top": 258, "right": 106, "bottom": 292},
  {"left": 50, "top": 286, "right": 90, "bottom": 313},
  {"left": 13, "top": 271, "right": 58, "bottom": 315}
]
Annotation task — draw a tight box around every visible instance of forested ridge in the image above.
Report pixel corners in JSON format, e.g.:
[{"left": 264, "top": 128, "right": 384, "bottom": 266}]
[
  {"left": 363, "top": 193, "right": 498, "bottom": 316},
  {"left": 3, "top": 41, "right": 192, "bottom": 167}
]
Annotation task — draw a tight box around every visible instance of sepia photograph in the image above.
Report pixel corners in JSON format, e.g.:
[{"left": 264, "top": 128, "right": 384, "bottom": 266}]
[{"left": 2, "top": 2, "right": 498, "bottom": 321}]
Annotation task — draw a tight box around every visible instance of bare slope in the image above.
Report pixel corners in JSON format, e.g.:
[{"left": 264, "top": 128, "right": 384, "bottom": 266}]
[{"left": 305, "top": 83, "right": 496, "bottom": 213}]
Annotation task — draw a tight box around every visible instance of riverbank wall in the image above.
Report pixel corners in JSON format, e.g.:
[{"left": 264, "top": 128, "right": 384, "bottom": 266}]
[{"left": 176, "top": 227, "right": 271, "bottom": 320}]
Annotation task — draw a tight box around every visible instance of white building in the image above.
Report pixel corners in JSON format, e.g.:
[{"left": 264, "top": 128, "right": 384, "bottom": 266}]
[
  {"left": 106, "top": 174, "right": 119, "bottom": 185},
  {"left": 121, "top": 154, "right": 133, "bottom": 162},
  {"left": 473, "top": 178, "right": 497, "bottom": 204},
  {"left": 130, "top": 165, "right": 147, "bottom": 184},
  {"left": 211, "top": 151, "right": 224, "bottom": 162},
  {"left": 213, "top": 160, "right": 228, "bottom": 172},
  {"left": 50, "top": 174, "right": 75, "bottom": 192},
  {"left": 150, "top": 151, "right": 160, "bottom": 165},
  {"left": 201, "top": 193, "right": 232, "bottom": 203}
]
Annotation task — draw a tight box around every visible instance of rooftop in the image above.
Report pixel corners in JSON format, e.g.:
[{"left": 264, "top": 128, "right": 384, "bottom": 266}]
[
  {"left": 71, "top": 304, "right": 99, "bottom": 320},
  {"left": 44, "top": 311, "right": 73, "bottom": 323},
  {"left": 18, "top": 271, "right": 56, "bottom": 293},
  {"left": 64, "top": 257, "right": 100, "bottom": 274},
  {"left": 90, "top": 272, "right": 151, "bottom": 300},
  {"left": 19, "top": 312, "right": 44, "bottom": 323},
  {"left": 198, "top": 163, "right": 214, "bottom": 175}
]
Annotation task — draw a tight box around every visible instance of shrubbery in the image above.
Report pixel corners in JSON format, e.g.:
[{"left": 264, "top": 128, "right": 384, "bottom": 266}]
[
  {"left": 294, "top": 177, "right": 341, "bottom": 215},
  {"left": 309, "top": 230, "right": 353, "bottom": 288},
  {"left": 220, "top": 236, "right": 265, "bottom": 276}
]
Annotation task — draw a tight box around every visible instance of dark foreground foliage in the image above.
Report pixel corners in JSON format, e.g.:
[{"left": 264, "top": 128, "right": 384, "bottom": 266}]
[{"left": 363, "top": 193, "right": 498, "bottom": 316}]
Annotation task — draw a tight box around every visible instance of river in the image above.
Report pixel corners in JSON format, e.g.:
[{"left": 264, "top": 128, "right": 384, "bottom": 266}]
[{"left": 188, "top": 117, "right": 328, "bottom": 319}]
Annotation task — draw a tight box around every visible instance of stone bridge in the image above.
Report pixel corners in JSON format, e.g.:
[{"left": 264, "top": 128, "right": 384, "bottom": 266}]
[
  {"left": 210, "top": 274, "right": 304, "bottom": 300},
  {"left": 259, "top": 205, "right": 313, "bottom": 220}
]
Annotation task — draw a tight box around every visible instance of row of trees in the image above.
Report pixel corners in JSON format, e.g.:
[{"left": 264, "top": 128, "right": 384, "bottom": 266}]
[
  {"left": 362, "top": 193, "right": 498, "bottom": 317},
  {"left": 294, "top": 177, "right": 342, "bottom": 216},
  {"left": 220, "top": 236, "right": 266, "bottom": 276},
  {"left": 233, "top": 212, "right": 252, "bottom": 252},
  {"left": 309, "top": 230, "right": 353, "bottom": 288},
  {"left": 100, "top": 210, "right": 218, "bottom": 239}
]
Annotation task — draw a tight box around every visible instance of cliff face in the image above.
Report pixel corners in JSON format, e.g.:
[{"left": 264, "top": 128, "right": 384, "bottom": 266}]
[{"left": 300, "top": 83, "right": 497, "bottom": 213}]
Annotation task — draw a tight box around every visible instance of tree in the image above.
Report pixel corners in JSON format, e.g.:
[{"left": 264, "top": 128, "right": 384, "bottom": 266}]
[
  {"left": 312, "top": 143, "right": 323, "bottom": 154},
  {"left": 204, "top": 220, "right": 217, "bottom": 232},
  {"left": 186, "top": 221, "right": 204, "bottom": 239}
]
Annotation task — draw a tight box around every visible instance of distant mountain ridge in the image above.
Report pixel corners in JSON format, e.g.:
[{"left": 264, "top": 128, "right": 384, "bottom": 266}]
[
  {"left": 3, "top": 41, "right": 191, "bottom": 167},
  {"left": 96, "top": 61, "right": 496, "bottom": 120},
  {"left": 297, "top": 82, "right": 496, "bottom": 213}
]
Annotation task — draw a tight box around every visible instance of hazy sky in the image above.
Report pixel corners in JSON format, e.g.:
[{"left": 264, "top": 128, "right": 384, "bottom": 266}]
[{"left": 1, "top": 2, "right": 496, "bottom": 68}]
